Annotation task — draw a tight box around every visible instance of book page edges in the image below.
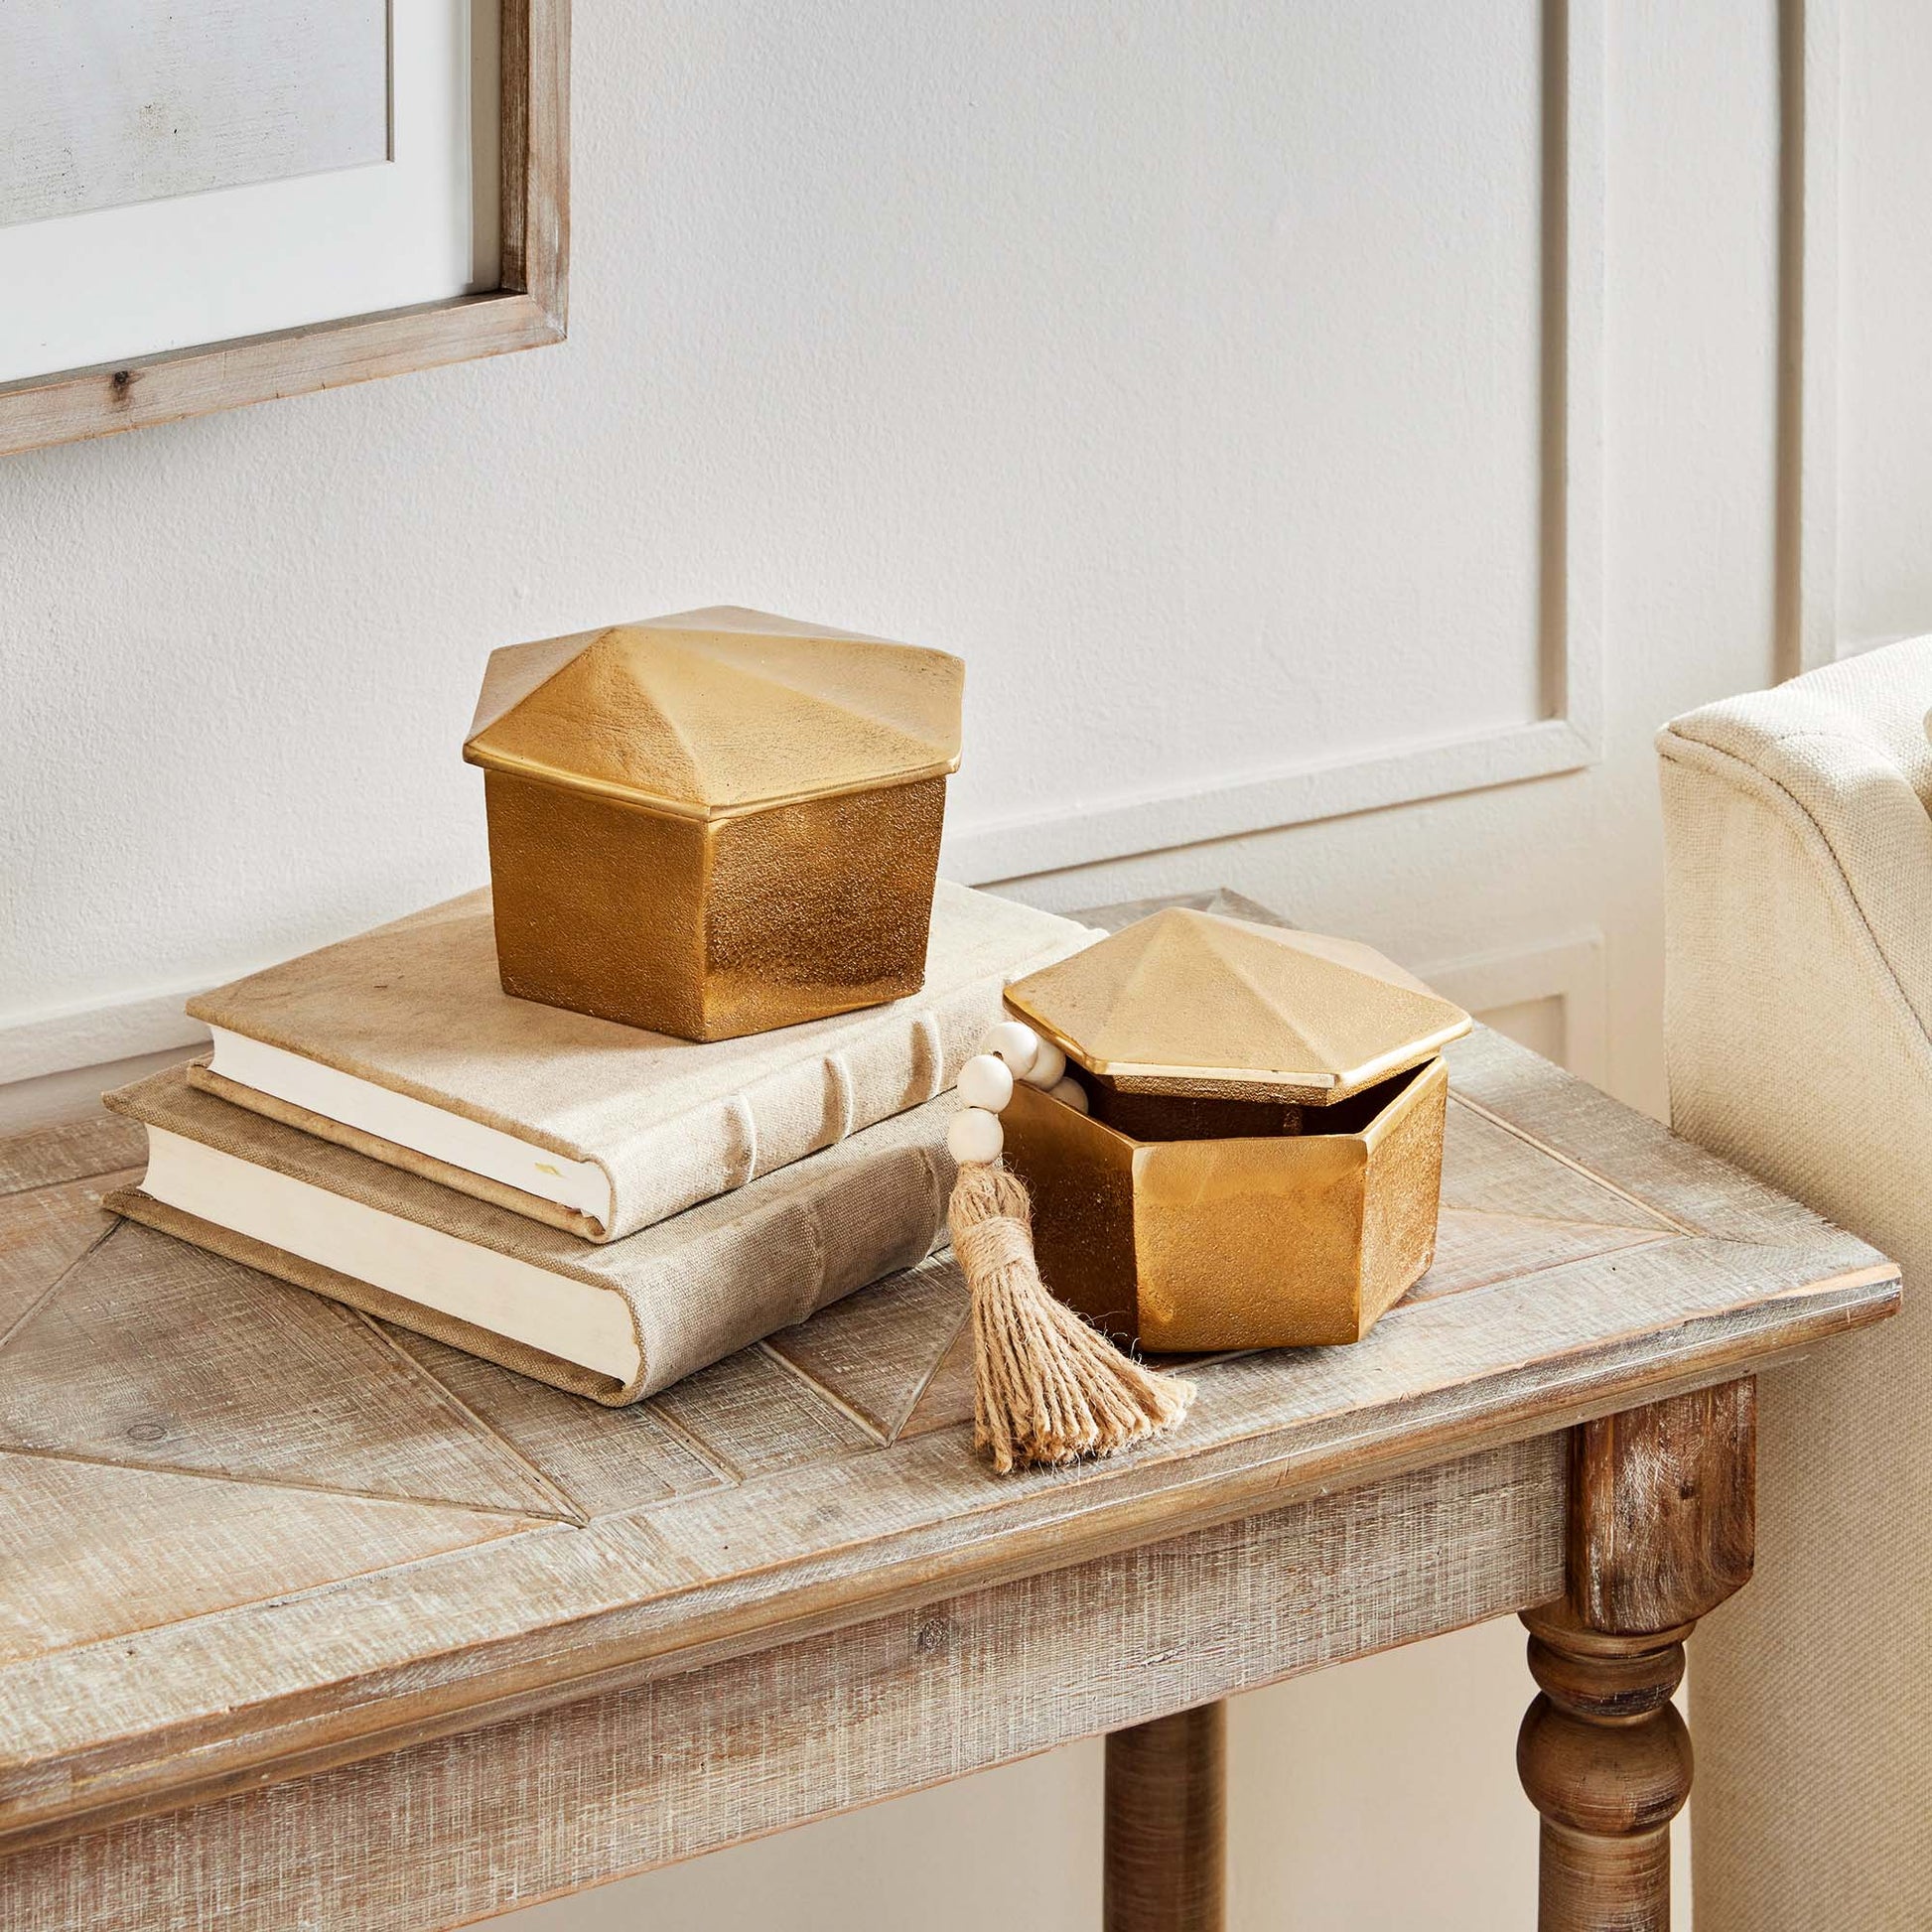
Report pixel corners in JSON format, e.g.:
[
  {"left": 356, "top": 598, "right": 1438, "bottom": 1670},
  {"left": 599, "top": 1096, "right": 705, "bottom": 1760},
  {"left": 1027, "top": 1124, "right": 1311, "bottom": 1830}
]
[
  {"left": 177, "top": 888, "right": 1084, "bottom": 1159},
  {"left": 188, "top": 1060, "right": 611, "bottom": 1241},
  {"left": 103, "top": 1075, "right": 958, "bottom": 1404},
  {"left": 137, "top": 1129, "right": 641, "bottom": 1383},
  {"left": 107, "top": 1185, "right": 640, "bottom": 1406},
  {"left": 203, "top": 1030, "right": 613, "bottom": 1222},
  {"left": 598, "top": 944, "right": 1023, "bottom": 1232}
]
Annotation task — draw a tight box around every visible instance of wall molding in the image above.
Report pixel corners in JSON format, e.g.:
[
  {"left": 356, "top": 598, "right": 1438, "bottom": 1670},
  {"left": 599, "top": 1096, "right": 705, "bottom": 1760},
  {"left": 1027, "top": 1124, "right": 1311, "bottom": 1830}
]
[
  {"left": 0, "top": 979, "right": 215, "bottom": 1087},
  {"left": 0, "top": 928, "right": 1612, "bottom": 1099},
  {"left": 1776, "top": 0, "right": 1841, "bottom": 678},
  {"left": 944, "top": 0, "right": 1605, "bottom": 886},
  {"left": 1422, "top": 932, "right": 1607, "bottom": 1087}
]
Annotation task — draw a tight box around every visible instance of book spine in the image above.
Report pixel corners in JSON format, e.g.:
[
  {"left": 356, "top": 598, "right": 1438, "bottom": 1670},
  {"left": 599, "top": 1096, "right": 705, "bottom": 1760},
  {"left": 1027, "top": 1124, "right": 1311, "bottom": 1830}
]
[
  {"left": 607, "top": 938, "right": 1084, "bottom": 1238},
  {"left": 621, "top": 1122, "right": 953, "bottom": 1398}
]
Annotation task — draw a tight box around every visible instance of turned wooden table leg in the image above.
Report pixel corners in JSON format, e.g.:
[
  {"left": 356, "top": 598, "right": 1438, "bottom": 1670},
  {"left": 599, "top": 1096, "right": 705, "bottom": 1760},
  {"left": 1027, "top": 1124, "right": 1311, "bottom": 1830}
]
[
  {"left": 1518, "top": 1379, "right": 1756, "bottom": 1932},
  {"left": 1104, "top": 1702, "right": 1226, "bottom": 1932},
  {"left": 1518, "top": 1609, "right": 1694, "bottom": 1929}
]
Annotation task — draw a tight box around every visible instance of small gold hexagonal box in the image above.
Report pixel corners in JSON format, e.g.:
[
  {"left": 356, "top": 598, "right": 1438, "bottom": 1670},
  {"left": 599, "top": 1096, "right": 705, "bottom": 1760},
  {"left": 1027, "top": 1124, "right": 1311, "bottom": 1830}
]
[
  {"left": 464, "top": 607, "right": 964, "bottom": 1041},
  {"left": 999, "top": 908, "right": 1471, "bottom": 1351}
]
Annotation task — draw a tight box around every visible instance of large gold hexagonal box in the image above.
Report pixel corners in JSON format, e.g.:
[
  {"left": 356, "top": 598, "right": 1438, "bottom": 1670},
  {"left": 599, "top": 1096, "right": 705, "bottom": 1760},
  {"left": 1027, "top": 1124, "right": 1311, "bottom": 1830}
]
[
  {"left": 999, "top": 908, "right": 1471, "bottom": 1351},
  {"left": 464, "top": 607, "right": 964, "bottom": 1041}
]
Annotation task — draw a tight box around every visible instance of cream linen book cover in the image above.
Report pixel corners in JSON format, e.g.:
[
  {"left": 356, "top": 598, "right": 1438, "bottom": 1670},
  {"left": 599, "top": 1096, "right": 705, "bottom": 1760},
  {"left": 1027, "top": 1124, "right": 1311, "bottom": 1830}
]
[
  {"left": 105, "top": 1067, "right": 954, "bottom": 1405},
  {"left": 185, "top": 881, "right": 1095, "bottom": 1242}
]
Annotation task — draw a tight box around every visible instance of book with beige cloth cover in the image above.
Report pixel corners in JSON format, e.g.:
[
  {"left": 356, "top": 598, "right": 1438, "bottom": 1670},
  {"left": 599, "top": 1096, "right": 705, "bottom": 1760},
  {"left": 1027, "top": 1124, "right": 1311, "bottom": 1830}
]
[
  {"left": 106, "top": 1068, "right": 957, "bottom": 1405},
  {"left": 183, "top": 880, "right": 1095, "bottom": 1241}
]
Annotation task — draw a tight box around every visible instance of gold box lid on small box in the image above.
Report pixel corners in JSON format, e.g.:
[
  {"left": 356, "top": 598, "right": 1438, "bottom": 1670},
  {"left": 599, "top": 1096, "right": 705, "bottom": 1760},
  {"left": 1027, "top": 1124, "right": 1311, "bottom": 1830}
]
[
  {"left": 1002, "top": 906, "right": 1471, "bottom": 1106},
  {"left": 995, "top": 908, "right": 1474, "bottom": 1357},
  {"left": 463, "top": 607, "right": 964, "bottom": 819}
]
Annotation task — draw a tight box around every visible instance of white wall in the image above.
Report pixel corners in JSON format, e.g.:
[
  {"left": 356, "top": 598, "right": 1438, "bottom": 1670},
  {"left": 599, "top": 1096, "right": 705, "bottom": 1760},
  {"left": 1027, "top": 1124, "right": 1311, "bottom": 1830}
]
[
  {"left": 1829, "top": 0, "right": 1932, "bottom": 657},
  {"left": 0, "top": 0, "right": 1841, "bottom": 1922}
]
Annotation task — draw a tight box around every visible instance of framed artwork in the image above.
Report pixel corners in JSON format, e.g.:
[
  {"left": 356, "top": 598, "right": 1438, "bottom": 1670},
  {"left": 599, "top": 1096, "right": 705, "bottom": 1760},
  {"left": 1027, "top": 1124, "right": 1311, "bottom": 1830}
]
[{"left": 0, "top": 0, "right": 568, "bottom": 458}]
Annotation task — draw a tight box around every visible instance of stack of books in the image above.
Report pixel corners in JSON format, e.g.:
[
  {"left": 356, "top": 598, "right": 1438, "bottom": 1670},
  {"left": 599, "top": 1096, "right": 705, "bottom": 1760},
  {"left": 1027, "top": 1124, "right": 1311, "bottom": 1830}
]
[{"left": 106, "top": 882, "right": 1095, "bottom": 1403}]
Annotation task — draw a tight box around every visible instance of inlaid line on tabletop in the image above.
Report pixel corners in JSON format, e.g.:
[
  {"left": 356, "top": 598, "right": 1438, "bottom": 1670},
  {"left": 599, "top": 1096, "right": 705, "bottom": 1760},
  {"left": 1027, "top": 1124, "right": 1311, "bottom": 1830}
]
[
  {"left": 0, "top": 1213, "right": 126, "bottom": 1354},
  {"left": 1448, "top": 1092, "right": 1699, "bottom": 1237},
  {"left": 0, "top": 1439, "right": 580, "bottom": 1525},
  {"left": 883, "top": 1301, "right": 973, "bottom": 1444},
  {"left": 621, "top": 1392, "right": 746, "bottom": 1492},
  {"left": 755, "top": 1340, "right": 894, "bottom": 1449},
  {"left": 350, "top": 1310, "right": 592, "bottom": 1527},
  {"left": 644, "top": 1350, "right": 878, "bottom": 1483},
  {"left": 0, "top": 1475, "right": 572, "bottom": 1685},
  {"left": 1397, "top": 1231, "right": 1680, "bottom": 1311},
  {"left": 1443, "top": 1206, "right": 1675, "bottom": 1237}
]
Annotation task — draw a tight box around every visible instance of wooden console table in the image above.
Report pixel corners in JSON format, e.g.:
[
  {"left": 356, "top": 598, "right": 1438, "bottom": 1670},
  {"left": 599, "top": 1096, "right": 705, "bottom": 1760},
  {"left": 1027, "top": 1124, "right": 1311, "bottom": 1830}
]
[{"left": 0, "top": 893, "right": 1898, "bottom": 1931}]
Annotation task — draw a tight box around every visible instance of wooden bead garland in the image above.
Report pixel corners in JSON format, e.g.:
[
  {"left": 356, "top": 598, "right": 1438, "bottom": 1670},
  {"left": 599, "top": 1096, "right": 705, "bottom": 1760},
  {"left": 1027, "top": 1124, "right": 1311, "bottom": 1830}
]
[{"left": 944, "top": 1023, "right": 1062, "bottom": 1165}]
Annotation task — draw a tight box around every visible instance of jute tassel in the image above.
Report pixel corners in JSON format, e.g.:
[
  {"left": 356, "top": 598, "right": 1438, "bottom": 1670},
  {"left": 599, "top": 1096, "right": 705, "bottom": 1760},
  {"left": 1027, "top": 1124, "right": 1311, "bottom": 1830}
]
[{"left": 948, "top": 1160, "right": 1193, "bottom": 1473}]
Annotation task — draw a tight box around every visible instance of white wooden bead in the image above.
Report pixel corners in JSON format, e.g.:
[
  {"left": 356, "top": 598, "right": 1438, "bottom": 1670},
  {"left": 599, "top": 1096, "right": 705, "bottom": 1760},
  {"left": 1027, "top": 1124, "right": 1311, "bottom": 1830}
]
[
  {"left": 946, "top": 1106, "right": 1005, "bottom": 1165},
  {"left": 1021, "top": 1039, "right": 1067, "bottom": 1088},
  {"left": 956, "top": 1052, "right": 1015, "bottom": 1112},
  {"left": 983, "top": 1020, "right": 1040, "bottom": 1078},
  {"left": 1048, "top": 1075, "right": 1090, "bottom": 1115}
]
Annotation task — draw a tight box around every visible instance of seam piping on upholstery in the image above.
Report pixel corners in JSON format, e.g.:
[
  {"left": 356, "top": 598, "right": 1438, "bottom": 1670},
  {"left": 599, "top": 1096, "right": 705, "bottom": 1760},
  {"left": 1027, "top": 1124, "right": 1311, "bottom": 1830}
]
[{"left": 1657, "top": 726, "right": 1932, "bottom": 1062}]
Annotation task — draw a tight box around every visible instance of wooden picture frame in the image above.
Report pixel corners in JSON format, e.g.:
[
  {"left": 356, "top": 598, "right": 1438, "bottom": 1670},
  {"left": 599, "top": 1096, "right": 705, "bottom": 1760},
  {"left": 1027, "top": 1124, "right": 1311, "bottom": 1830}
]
[{"left": 0, "top": 0, "right": 569, "bottom": 459}]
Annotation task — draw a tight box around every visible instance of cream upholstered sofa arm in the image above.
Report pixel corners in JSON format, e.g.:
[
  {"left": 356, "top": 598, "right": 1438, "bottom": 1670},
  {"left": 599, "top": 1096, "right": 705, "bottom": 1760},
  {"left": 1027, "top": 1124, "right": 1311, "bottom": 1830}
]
[{"left": 1657, "top": 639, "right": 1932, "bottom": 1932}]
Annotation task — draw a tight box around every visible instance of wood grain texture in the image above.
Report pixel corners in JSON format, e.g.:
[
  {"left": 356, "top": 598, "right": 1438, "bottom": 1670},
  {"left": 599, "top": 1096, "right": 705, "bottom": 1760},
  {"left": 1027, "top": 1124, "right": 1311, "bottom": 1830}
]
[
  {"left": 763, "top": 1250, "right": 970, "bottom": 1442},
  {"left": 499, "top": 0, "right": 570, "bottom": 326},
  {"left": 0, "top": 1028, "right": 1897, "bottom": 1859},
  {"left": 380, "top": 1326, "right": 727, "bottom": 1521},
  {"left": 0, "top": 1116, "right": 145, "bottom": 1196},
  {"left": 1105, "top": 1704, "right": 1226, "bottom": 1932},
  {"left": 0, "top": 1220, "right": 575, "bottom": 1517},
  {"left": 1569, "top": 1380, "right": 1755, "bottom": 1633},
  {"left": 897, "top": 1316, "right": 977, "bottom": 1440},
  {"left": 1517, "top": 1380, "right": 1755, "bottom": 1927},
  {"left": 0, "top": 1172, "right": 141, "bottom": 1338},
  {"left": 1518, "top": 1608, "right": 1694, "bottom": 1932},
  {"left": 0, "top": 1449, "right": 540, "bottom": 1667},
  {"left": 1411, "top": 1206, "right": 1669, "bottom": 1304},
  {"left": 0, "top": 891, "right": 1899, "bottom": 1928},
  {"left": 0, "top": 0, "right": 569, "bottom": 458},
  {"left": 0, "top": 1440, "right": 1560, "bottom": 1932},
  {"left": 648, "top": 1341, "right": 879, "bottom": 1478}
]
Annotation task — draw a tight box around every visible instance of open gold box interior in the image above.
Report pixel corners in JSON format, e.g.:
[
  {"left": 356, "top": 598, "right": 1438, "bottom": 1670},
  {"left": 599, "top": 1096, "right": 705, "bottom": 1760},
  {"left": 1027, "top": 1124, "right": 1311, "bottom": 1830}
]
[
  {"left": 464, "top": 607, "right": 964, "bottom": 1041},
  {"left": 998, "top": 908, "right": 1471, "bottom": 1351}
]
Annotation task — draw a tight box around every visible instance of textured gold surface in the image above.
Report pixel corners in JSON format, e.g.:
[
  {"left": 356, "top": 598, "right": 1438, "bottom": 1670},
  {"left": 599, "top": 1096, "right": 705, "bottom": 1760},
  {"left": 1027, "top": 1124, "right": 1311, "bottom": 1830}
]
[
  {"left": 1002, "top": 1078, "right": 1142, "bottom": 1341},
  {"left": 483, "top": 770, "right": 945, "bottom": 1041},
  {"left": 1003, "top": 907, "right": 1470, "bottom": 1103},
  {"left": 1003, "top": 1056, "right": 1449, "bottom": 1351},
  {"left": 464, "top": 607, "right": 964, "bottom": 821}
]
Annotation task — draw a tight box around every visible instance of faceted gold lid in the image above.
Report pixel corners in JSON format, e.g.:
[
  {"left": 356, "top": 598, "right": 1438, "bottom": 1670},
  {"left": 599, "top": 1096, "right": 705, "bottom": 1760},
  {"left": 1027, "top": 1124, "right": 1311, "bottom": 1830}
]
[
  {"left": 1002, "top": 907, "right": 1472, "bottom": 1104},
  {"left": 463, "top": 607, "right": 964, "bottom": 821}
]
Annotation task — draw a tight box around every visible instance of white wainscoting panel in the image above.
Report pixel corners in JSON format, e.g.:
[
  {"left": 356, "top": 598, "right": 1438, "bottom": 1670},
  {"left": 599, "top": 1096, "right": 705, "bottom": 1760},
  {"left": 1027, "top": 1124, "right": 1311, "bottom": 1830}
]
[
  {"left": 1424, "top": 933, "right": 1607, "bottom": 1087},
  {"left": 940, "top": 0, "right": 1605, "bottom": 884},
  {"left": 1825, "top": 0, "right": 1932, "bottom": 661},
  {"left": 1777, "top": 0, "right": 1842, "bottom": 675}
]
